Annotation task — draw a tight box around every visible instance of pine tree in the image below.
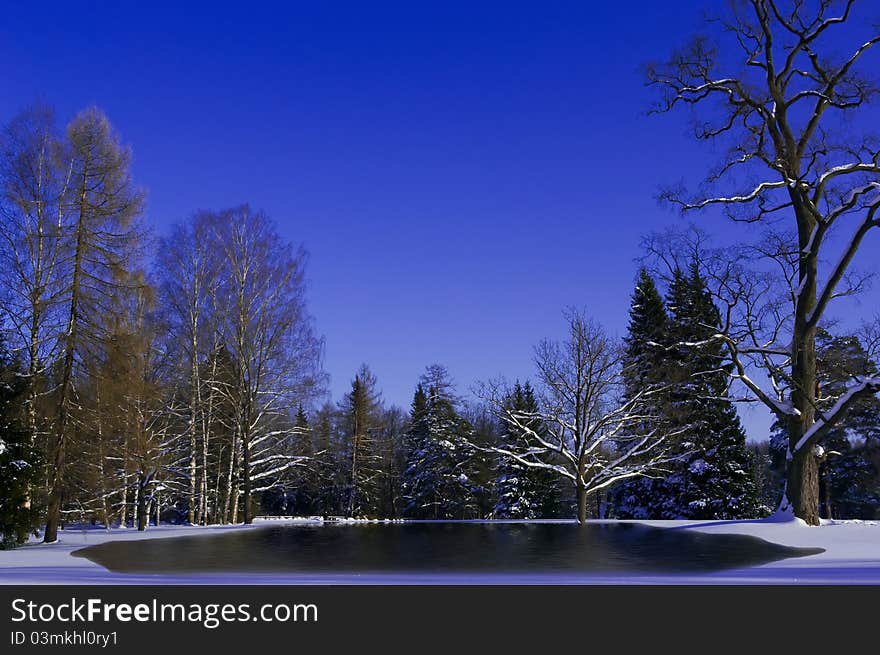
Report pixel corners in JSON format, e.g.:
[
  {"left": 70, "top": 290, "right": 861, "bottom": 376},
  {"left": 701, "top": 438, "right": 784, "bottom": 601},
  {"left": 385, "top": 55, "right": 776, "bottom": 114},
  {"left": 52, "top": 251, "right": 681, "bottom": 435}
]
[
  {"left": 614, "top": 268, "right": 671, "bottom": 518},
  {"left": 0, "top": 340, "right": 42, "bottom": 548}
]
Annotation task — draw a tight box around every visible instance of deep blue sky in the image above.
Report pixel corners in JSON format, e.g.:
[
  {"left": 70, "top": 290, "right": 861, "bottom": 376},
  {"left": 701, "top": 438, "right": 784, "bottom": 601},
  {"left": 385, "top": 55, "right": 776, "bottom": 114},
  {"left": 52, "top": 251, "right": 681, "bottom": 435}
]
[{"left": 2, "top": 2, "right": 877, "bottom": 440}]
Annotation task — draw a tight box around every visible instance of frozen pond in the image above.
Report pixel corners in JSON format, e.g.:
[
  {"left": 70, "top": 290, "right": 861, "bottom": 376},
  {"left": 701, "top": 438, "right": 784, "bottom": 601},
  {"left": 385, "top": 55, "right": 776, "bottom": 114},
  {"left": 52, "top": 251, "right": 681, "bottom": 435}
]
[{"left": 71, "top": 522, "right": 823, "bottom": 576}]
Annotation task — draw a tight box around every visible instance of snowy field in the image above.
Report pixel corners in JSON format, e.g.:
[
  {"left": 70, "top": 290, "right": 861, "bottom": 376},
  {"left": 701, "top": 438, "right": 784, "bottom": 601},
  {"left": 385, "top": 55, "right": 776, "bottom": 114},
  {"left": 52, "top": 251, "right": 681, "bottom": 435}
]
[{"left": 0, "top": 517, "right": 877, "bottom": 585}]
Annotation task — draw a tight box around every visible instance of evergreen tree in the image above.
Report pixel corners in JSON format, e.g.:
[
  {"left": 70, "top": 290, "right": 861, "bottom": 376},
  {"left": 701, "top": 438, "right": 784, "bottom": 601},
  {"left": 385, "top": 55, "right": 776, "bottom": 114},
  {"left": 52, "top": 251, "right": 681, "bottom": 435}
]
[
  {"left": 748, "top": 440, "right": 780, "bottom": 513},
  {"left": 462, "top": 403, "right": 501, "bottom": 518},
  {"left": 342, "top": 365, "right": 384, "bottom": 517},
  {"left": 374, "top": 406, "right": 408, "bottom": 519},
  {"left": 770, "top": 330, "right": 880, "bottom": 519},
  {"left": 623, "top": 268, "right": 670, "bottom": 393},
  {"left": 272, "top": 405, "right": 317, "bottom": 516},
  {"left": 815, "top": 333, "right": 880, "bottom": 519},
  {"left": 664, "top": 264, "right": 762, "bottom": 519},
  {"left": 615, "top": 265, "right": 762, "bottom": 519},
  {"left": 312, "top": 402, "right": 343, "bottom": 516},
  {"left": 402, "top": 367, "right": 480, "bottom": 519},
  {"left": 614, "top": 268, "right": 671, "bottom": 518},
  {"left": 493, "top": 381, "right": 560, "bottom": 518},
  {"left": 0, "top": 340, "right": 41, "bottom": 548}
]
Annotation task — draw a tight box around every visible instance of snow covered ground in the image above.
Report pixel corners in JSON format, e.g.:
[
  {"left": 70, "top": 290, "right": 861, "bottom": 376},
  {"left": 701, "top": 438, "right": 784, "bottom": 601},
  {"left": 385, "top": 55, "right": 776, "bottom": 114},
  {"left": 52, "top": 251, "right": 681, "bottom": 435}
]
[{"left": 0, "top": 517, "right": 877, "bottom": 585}]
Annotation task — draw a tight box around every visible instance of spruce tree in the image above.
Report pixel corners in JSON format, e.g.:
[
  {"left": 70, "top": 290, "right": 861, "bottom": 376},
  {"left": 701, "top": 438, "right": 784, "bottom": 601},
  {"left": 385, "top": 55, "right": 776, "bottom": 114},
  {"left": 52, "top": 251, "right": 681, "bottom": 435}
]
[
  {"left": 769, "top": 330, "right": 880, "bottom": 519},
  {"left": 287, "top": 406, "right": 316, "bottom": 516},
  {"left": 493, "top": 381, "right": 560, "bottom": 518},
  {"left": 311, "top": 402, "right": 342, "bottom": 516},
  {"left": 814, "top": 332, "right": 880, "bottom": 519},
  {"left": 0, "top": 340, "right": 41, "bottom": 548},
  {"left": 401, "top": 383, "right": 430, "bottom": 517},
  {"left": 402, "top": 368, "right": 480, "bottom": 519},
  {"left": 665, "top": 264, "right": 762, "bottom": 519},
  {"left": 342, "top": 365, "right": 384, "bottom": 517},
  {"left": 614, "top": 268, "right": 671, "bottom": 518}
]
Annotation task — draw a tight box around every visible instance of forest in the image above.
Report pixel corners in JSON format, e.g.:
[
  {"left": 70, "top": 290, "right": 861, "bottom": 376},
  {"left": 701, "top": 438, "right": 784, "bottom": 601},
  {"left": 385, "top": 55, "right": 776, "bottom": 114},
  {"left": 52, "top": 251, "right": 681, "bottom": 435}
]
[{"left": 0, "top": 102, "right": 877, "bottom": 549}]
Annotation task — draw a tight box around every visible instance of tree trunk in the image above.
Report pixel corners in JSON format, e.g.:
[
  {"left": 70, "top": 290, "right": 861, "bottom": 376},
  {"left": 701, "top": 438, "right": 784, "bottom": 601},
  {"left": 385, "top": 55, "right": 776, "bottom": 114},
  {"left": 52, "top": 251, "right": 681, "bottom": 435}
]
[
  {"left": 24, "top": 311, "right": 41, "bottom": 512},
  {"left": 231, "top": 440, "right": 242, "bottom": 523},
  {"left": 222, "top": 431, "right": 238, "bottom": 523},
  {"left": 44, "top": 192, "right": 88, "bottom": 543},
  {"left": 242, "top": 428, "right": 252, "bottom": 524},
  {"left": 131, "top": 477, "right": 140, "bottom": 529},
  {"left": 96, "top": 394, "right": 110, "bottom": 530},
  {"left": 198, "top": 405, "right": 210, "bottom": 525},
  {"left": 822, "top": 471, "right": 833, "bottom": 521},
  {"left": 187, "top": 328, "right": 199, "bottom": 525},
  {"left": 348, "top": 432, "right": 360, "bottom": 517},
  {"left": 200, "top": 353, "right": 219, "bottom": 525},
  {"left": 788, "top": 449, "right": 820, "bottom": 525},
  {"left": 136, "top": 475, "right": 148, "bottom": 531},
  {"left": 787, "top": 199, "right": 821, "bottom": 526},
  {"left": 119, "top": 439, "right": 129, "bottom": 528},
  {"left": 576, "top": 483, "right": 587, "bottom": 525}
]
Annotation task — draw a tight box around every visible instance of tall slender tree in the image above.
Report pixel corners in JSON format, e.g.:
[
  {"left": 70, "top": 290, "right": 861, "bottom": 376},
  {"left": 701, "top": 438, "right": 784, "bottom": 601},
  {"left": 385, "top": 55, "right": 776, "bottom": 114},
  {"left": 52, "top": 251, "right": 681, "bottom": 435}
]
[
  {"left": 342, "top": 365, "right": 384, "bottom": 517},
  {"left": 45, "top": 107, "right": 145, "bottom": 543},
  {"left": 0, "top": 106, "right": 67, "bottom": 456},
  {"left": 156, "top": 211, "right": 222, "bottom": 525},
  {"left": 214, "top": 206, "right": 324, "bottom": 524}
]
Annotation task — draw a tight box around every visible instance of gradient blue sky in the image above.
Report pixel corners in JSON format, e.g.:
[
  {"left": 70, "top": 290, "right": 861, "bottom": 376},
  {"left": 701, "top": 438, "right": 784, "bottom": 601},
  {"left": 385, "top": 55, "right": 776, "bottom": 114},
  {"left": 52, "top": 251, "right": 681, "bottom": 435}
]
[{"left": 3, "top": 1, "right": 878, "bottom": 440}]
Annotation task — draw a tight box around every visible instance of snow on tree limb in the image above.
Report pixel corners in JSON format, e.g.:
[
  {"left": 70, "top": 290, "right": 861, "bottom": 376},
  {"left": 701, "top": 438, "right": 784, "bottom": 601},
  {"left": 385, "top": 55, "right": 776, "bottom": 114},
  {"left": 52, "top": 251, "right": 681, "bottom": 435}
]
[{"left": 793, "top": 375, "right": 880, "bottom": 454}]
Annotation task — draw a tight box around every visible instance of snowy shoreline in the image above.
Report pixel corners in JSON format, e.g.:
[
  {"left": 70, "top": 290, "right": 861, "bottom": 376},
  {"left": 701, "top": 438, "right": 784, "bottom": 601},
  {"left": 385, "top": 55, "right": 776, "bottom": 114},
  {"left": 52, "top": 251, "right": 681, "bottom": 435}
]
[{"left": 1, "top": 518, "right": 878, "bottom": 585}]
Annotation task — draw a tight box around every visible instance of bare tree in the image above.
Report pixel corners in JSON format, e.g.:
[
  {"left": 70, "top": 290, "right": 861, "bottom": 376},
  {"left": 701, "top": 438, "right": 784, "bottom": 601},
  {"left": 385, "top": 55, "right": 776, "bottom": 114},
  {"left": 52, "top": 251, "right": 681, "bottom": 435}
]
[
  {"left": 648, "top": 0, "right": 880, "bottom": 524},
  {"left": 0, "top": 106, "right": 68, "bottom": 455},
  {"left": 157, "top": 211, "right": 222, "bottom": 524},
  {"left": 43, "top": 107, "right": 145, "bottom": 542},
  {"left": 213, "top": 206, "right": 324, "bottom": 523},
  {"left": 478, "top": 310, "right": 679, "bottom": 524}
]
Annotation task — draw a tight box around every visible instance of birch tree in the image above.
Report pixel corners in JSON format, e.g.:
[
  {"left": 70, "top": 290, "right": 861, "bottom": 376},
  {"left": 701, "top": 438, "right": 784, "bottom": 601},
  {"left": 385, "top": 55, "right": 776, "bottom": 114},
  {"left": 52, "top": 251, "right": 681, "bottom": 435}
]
[
  {"left": 648, "top": 0, "right": 880, "bottom": 524},
  {"left": 0, "top": 106, "right": 68, "bottom": 460},
  {"left": 214, "top": 206, "right": 324, "bottom": 524},
  {"left": 157, "top": 211, "right": 222, "bottom": 524},
  {"left": 479, "top": 310, "right": 679, "bottom": 524}
]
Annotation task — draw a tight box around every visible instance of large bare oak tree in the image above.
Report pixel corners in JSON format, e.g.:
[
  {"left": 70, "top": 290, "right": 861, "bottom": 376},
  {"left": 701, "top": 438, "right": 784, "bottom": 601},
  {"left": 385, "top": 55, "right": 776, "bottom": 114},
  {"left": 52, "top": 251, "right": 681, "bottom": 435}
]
[{"left": 649, "top": 0, "right": 880, "bottom": 524}]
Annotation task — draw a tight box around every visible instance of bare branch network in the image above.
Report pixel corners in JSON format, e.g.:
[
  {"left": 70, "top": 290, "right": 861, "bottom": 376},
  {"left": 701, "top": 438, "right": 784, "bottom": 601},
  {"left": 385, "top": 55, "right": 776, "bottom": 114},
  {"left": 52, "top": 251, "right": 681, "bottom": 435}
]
[{"left": 646, "top": 1, "right": 880, "bottom": 477}]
